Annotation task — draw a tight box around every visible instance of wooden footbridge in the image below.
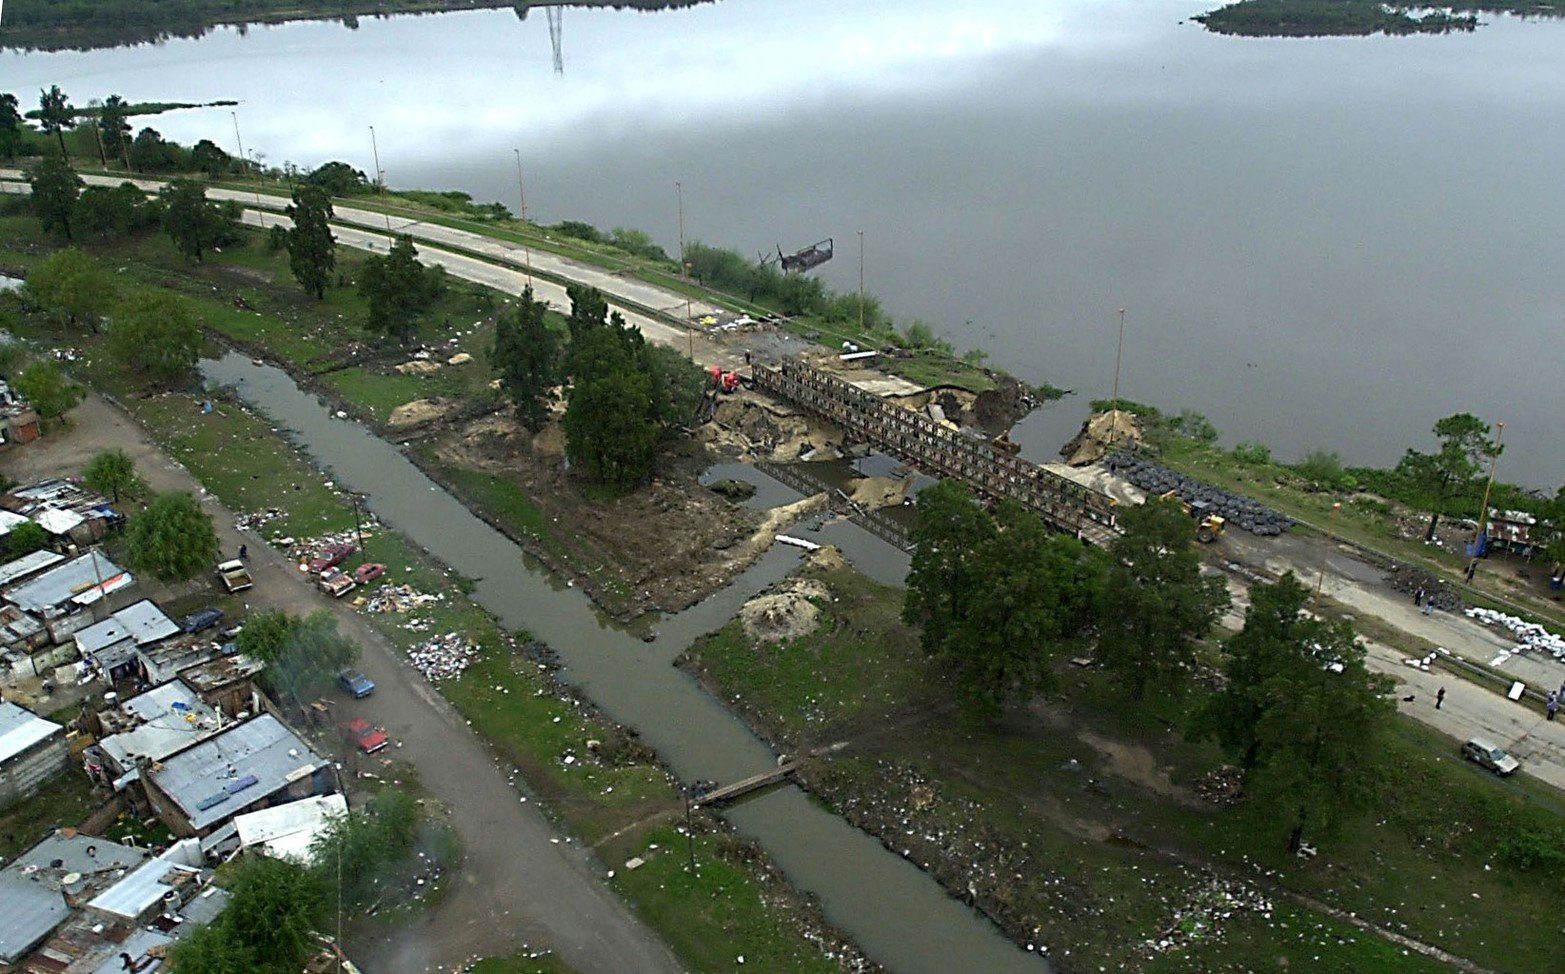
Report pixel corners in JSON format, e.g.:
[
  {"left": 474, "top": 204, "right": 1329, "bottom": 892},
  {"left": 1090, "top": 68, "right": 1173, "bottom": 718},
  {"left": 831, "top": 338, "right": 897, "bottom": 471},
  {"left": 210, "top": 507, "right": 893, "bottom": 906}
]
[{"left": 751, "top": 361, "right": 1120, "bottom": 546}]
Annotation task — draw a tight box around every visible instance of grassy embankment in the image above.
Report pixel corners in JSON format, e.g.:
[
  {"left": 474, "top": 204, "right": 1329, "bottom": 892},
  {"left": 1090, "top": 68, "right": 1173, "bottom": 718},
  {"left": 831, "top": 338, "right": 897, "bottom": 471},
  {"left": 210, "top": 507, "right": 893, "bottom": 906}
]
[
  {"left": 0, "top": 216, "right": 869, "bottom": 973},
  {"left": 0, "top": 773, "right": 97, "bottom": 861},
  {"left": 683, "top": 560, "right": 1565, "bottom": 974}
]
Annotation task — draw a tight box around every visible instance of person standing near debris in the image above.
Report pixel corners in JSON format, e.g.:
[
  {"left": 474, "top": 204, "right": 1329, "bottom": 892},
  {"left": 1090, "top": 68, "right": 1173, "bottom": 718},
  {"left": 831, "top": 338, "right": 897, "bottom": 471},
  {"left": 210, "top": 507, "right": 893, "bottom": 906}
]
[
  {"left": 1547, "top": 692, "right": 1558, "bottom": 721},
  {"left": 1413, "top": 586, "right": 1425, "bottom": 606},
  {"left": 1423, "top": 595, "right": 1436, "bottom": 616},
  {"left": 1465, "top": 560, "right": 1478, "bottom": 583},
  {"left": 1435, "top": 687, "right": 1445, "bottom": 709},
  {"left": 238, "top": 544, "right": 248, "bottom": 561}
]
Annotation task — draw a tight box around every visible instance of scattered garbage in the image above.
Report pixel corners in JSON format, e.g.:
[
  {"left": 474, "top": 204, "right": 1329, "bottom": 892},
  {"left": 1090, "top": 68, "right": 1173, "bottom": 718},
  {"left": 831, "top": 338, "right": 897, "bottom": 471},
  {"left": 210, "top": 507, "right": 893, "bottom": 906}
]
[
  {"left": 1107, "top": 452, "right": 1293, "bottom": 536},
  {"left": 362, "top": 583, "right": 443, "bottom": 614}
]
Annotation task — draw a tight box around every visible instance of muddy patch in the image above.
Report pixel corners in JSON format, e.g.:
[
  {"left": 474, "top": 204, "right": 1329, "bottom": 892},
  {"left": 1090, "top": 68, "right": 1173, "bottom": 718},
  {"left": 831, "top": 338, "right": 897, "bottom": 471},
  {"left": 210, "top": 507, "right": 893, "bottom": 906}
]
[
  {"left": 1077, "top": 729, "right": 1195, "bottom": 803},
  {"left": 741, "top": 576, "right": 831, "bottom": 643}
]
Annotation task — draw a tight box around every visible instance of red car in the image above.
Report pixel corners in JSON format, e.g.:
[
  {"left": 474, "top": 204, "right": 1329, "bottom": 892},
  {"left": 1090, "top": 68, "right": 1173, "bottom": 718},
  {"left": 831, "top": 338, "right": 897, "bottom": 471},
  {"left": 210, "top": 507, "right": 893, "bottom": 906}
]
[
  {"left": 353, "top": 562, "right": 387, "bottom": 585},
  {"left": 341, "top": 717, "right": 389, "bottom": 755},
  {"left": 308, "top": 542, "right": 357, "bottom": 574}
]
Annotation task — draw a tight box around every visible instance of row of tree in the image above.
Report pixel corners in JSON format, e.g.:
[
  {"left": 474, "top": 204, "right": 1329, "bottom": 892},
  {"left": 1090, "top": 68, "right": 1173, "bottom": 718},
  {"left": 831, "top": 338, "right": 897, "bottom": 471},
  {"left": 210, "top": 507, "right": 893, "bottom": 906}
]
[{"left": 904, "top": 483, "right": 1391, "bottom": 849}]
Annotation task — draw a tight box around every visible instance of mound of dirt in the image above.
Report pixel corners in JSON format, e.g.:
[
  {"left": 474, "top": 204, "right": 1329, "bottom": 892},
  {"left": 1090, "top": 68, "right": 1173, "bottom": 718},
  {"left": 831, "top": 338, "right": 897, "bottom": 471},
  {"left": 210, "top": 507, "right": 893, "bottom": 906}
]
[
  {"left": 389, "top": 398, "right": 455, "bottom": 428},
  {"left": 847, "top": 475, "right": 912, "bottom": 510},
  {"left": 1060, "top": 409, "right": 1142, "bottom": 466},
  {"left": 806, "top": 545, "right": 847, "bottom": 572},
  {"left": 704, "top": 395, "right": 844, "bottom": 462},
  {"left": 396, "top": 360, "right": 442, "bottom": 376},
  {"left": 741, "top": 577, "right": 831, "bottom": 643}
]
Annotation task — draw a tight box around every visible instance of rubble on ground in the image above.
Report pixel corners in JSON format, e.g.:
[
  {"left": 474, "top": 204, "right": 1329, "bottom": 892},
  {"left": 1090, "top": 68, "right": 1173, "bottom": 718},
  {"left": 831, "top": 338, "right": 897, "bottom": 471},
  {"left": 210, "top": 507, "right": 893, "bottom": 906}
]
[
  {"left": 1141, "top": 877, "right": 1273, "bottom": 957},
  {"left": 361, "top": 583, "right": 443, "bottom": 614},
  {"left": 1466, "top": 606, "right": 1565, "bottom": 659},
  {"left": 407, "top": 631, "right": 480, "bottom": 682},
  {"left": 1108, "top": 452, "right": 1293, "bottom": 536},
  {"left": 1061, "top": 410, "right": 1143, "bottom": 466},
  {"left": 236, "top": 508, "right": 287, "bottom": 532},
  {"left": 1194, "top": 766, "right": 1245, "bottom": 807},
  {"left": 1384, "top": 567, "right": 1464, "bottom": 612}
]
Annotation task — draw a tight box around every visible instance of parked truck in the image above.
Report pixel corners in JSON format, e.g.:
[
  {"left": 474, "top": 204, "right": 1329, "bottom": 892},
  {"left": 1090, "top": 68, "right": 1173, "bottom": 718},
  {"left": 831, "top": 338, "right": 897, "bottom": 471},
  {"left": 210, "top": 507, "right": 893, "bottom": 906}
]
[{"left": 216, "top": 559, "right": 253, "bottom": 593}]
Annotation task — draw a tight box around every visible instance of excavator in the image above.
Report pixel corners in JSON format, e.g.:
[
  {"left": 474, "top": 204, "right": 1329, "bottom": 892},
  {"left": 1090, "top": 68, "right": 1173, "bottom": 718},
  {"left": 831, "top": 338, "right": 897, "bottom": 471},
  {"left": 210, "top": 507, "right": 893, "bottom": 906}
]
[{"left": 1160, "top": 490, "right": 1225, "bottom": 544}]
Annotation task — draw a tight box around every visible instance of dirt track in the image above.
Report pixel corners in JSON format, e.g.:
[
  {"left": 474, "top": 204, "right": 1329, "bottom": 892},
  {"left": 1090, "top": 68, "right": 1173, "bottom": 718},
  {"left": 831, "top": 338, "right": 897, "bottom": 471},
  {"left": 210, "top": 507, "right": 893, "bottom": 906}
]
[{"left": 0, "top": 396, "right": 684, "bottom": 974}]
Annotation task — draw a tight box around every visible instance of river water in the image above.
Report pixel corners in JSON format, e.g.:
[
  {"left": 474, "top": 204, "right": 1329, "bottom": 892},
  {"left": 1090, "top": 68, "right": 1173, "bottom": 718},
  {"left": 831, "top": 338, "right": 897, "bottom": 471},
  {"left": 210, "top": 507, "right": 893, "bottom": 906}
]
[
  {"left": 6, "top": 0, "right": 1564, "bottom": 487},
  {"left": 200, "top": 353, "right": 1030, "bottom": 972}
]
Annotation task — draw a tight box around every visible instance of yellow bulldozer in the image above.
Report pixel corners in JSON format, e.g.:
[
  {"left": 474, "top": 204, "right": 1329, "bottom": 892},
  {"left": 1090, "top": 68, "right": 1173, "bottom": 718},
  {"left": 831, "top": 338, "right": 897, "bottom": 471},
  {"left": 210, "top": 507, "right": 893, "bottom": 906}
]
[{"left": 1160, "top": 490, "right": 1225, "bottom": 543}]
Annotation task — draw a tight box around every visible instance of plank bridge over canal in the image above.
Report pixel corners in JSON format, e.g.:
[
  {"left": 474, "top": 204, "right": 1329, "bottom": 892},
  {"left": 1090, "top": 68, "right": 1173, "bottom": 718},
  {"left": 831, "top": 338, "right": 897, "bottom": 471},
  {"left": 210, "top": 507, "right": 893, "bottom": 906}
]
[{"left": 751, "top": 361, "right": 1121, "bottom": 547}]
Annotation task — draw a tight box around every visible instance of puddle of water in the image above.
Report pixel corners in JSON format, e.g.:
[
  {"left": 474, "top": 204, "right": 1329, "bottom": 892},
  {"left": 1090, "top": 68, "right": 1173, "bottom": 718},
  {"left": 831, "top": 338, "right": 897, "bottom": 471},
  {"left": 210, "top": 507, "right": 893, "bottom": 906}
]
[{"left": 202, "top": 352, "right": 1047, "bottom": 974}]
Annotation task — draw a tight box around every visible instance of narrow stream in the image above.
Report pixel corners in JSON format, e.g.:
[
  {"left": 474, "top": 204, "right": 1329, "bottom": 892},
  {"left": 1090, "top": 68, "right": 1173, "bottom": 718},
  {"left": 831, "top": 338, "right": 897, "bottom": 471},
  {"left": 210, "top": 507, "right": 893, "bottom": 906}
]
[{"left": 202, "top": 352, "right": 1047, "bottom": 974}]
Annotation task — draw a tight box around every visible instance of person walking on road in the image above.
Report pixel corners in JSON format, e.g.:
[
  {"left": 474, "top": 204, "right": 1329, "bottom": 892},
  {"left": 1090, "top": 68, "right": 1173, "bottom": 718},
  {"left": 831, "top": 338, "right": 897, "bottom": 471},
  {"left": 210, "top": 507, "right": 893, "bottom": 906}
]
[
  {"left": 1547, "top": 692, "right": 1559, "bottom": 722},
  {"left": 1435, "top": 687, "right": 1445, "bottom": 709},
  {"left": 1465, "top": 560, "right": 1478, "bottom": 583},
  {"left": 1413, "top": 586, "right": 1425, "bottom": 606},
  {"left": 238, "top": 543, "right": 248, "bottom": 561},
  {"left": 1423, "top": 595, "right": 1436, "bottom": 616}
]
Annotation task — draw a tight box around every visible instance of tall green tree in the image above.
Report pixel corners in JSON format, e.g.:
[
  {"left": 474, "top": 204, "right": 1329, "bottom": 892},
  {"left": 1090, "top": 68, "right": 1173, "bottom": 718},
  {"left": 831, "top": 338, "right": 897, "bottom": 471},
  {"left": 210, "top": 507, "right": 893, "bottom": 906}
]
[
  {"left": 1395, "top": 412, "right": 1500, "bottom": 541},
  {"left": 25, "top": 247, "right": 110, "bottom": 329},
  {"left": 284, "top": 184, "right": 335, "bottom": 300},
  {"left": 82, "top": 448, "right": 146, "bottom": 503},
  {"left": 167, "top": 855, "right": 327, "bottom": 974},
  {"left": 128, "top": 126, "right": 183, "bottom": 172},
  {"left": 562, "top": 331, "right": 659, "bottom": 488},
  {"left": 305, "top": 160, "right": 369, "bottom": 195},
  {"left": 358, "top": 234, "right": 440, "bottom": 342},
  {"left": 565, "top": 282, "right": 613, "bottom": 344},
  {"left": 74, "top": 181, "right": 157, "bottom": 239},
  {"left": 904, "top": 479, "right": 998, "bottom": 659},
  {"left": 310, "top": 789, "right": 419, "bottom": 912},
  {"left": 1094, "top": 496, "right": 1229, "bottom": 700},
  {"left": 490, "top": 286, "right": 560, "bottom": 431},
  {"left": 189, "top": 138, "right": 231, "bottom": 178},
  {"left": 941, "top": 502, "right": 1105, "bottom": 721},
  {"left": 1246, "top": 617, "right": 1393, "bottom": 852},
  {"left": 125, "top": 490, "right": 219, "bottom": 581},
  {"left": 36, "top": 85, "right": 74, "bottom": 159},
  {"left": 1191, "top": 572, "right": 1313, "bottom": 769},
  {"left": 107, "top": 291, "right": 202, "bottom": 388},
  {"left": 0, "top": 93, "right": 23, "bottom": 160},
  {"left": 97, "top": 94, "right": 131, "bottom": 165},
  {"left": 236, "top": 609, "right": 359, "bottom": 704},
  {"left": 13, "top": 360, "right": 82, "bottom": 420},
  {"left": 26, "top": 155, "right": 83, "bottom": 241},
  {"left": 160, "top": 178, "right": 239, "bottom": 262}
]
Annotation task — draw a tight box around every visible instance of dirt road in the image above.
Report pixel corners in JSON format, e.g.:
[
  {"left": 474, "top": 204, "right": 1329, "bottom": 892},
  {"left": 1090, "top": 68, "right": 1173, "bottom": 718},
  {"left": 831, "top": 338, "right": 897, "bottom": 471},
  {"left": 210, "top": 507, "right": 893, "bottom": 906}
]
[{"left": 0, "top": 396, "right": 685, "bottom": 974}]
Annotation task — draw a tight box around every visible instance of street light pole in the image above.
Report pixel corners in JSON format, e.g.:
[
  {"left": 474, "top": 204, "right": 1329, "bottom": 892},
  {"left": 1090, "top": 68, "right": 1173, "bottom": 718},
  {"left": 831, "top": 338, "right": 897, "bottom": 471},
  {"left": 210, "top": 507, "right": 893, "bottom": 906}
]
[
  {"left": 513, "top": 148, "right": 534, "bottom": 288},
  {"left": 1313, "top": 502, "right": 1343, "bottom": 609},
  {"left": 230, "top": 111, "right": 247, "bottom": 181},
  {"left": 369, "top": 125, "right": 392, "bottom": 234},
  {"left": 1468, "top": 421, "right": 1505, "bottom": 579},
  {"left": 857, "top": 229, "right": 865, "bottom": 334}
]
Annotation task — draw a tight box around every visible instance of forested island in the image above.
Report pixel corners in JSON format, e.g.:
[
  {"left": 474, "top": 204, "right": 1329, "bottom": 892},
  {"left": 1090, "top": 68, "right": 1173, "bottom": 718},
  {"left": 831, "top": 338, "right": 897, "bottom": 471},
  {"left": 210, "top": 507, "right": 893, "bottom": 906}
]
[
  {"left": 0, "top": 0, "right": 713, "bottom": 51},
  {"left": 1197, "top": 0, "right": 1565, "bottom": 37}
]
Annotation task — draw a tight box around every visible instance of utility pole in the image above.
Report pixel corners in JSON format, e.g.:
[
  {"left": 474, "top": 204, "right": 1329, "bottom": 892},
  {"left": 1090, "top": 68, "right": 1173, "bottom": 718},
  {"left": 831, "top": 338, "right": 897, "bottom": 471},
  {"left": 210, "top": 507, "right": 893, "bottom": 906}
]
[
  {"left": 351, "top": 493, "right": 367, "bottom": 564},
  {"left": 683, "top": 786, "right": 696, "bottom": 873},
  {"left": 513, "top": 148, "right": 534, "bottom": 287},
  {"left": 369, "top": 125, "right": 392, "bottom": 233},
  {"left": 678, "top": 180, "right": 694, "bottom": 359},
  {"left": 857, "top": 229, "right": 865, "bottom": 334},
  {"left": 1313, "top": 502, "right": 1343, "bottom": 608},
  {"left": 230, "top": 111, "right": 247, "bottom": 181},
  {"left": 1106, "top": 307, "right": 1126, "bottom": 450},
  {"left": 1468, "top": 421, "right": 1505, "bottom": 580}
]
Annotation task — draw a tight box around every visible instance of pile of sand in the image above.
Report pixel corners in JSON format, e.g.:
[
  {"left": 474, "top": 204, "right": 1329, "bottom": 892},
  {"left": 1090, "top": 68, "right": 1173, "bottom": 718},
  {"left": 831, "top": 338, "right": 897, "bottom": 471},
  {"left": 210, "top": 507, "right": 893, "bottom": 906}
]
[
  {"left": 396, "top": 360, "right": 442, "bottom": 376},
  {"left": 847, "top": 475, "right": 912, "bottom": 510},
  {"left": 389, "top": 398, "right": 453, "bottom": 428},
  {"left": 740, "top": 577, "right": 831, "bottom": 643},
  {"left": 1060, "top": 409, "right": 1142, "bottom": 466}
]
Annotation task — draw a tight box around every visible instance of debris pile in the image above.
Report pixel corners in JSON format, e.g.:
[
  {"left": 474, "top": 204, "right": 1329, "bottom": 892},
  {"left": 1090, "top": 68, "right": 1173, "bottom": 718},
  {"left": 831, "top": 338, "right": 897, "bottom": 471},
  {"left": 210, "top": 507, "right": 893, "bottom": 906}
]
[
  {"left": 1060, "top": 410, "right": 1142, "bottom": 466},
  {"left": 407, "top": 632, "right": 480, "bottom": 682},
  {"left": 236, "top": 508, "right": 286, "bottom": 532},
  {"left": 1194, "top": 766, "right": 1245, "bottom": 807},
  {"left": 1466, "top": 607, "right": 1565, "bottom": 659},
  {"left": 287, "top": 528, "right": 374, "bottom": 563},
  {"left": 1142, "top": 877, "right": 1273, "bottom": 957},
  {"left": 362, "top": 583, "right": 443, "bottom": 614},
  {"left": 1108, "top": 452, "right": 1293, "bottom": 536},
  {"left": 1384, "top": 566, "right": 1464, "bottom": 612}
]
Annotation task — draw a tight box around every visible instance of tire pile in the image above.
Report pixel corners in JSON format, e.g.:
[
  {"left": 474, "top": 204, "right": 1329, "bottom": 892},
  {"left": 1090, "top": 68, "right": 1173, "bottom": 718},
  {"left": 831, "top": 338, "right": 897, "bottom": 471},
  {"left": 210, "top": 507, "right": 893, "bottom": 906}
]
[{"left": 1107, "top": 452, "right": 1293, "bottom": 537}]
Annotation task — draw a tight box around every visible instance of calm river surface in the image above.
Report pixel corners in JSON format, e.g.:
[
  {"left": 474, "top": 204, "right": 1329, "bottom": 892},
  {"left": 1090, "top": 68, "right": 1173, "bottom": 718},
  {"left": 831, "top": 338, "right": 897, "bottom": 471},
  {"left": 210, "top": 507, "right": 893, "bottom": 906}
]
[{"left": 6, "top": 1, "right": 1564, "bottom": 486}]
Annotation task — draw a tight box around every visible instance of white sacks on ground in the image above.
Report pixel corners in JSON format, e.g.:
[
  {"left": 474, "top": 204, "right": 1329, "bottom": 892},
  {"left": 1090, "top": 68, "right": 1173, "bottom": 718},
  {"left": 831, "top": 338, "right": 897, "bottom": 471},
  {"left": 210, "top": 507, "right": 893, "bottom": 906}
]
[{"left": 1465, "top": 607, "right": 1565, "bottom": 659}]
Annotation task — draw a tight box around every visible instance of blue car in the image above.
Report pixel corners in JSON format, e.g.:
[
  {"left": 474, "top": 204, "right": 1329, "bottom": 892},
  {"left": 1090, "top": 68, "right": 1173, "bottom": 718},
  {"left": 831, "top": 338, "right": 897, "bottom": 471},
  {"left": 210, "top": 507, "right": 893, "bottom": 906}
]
[
  {"left": 182, "top": 607, "right": 225, "bottom": 635},
  {"left": 337, "top": 668, "right": 375, "bottom": 699}
]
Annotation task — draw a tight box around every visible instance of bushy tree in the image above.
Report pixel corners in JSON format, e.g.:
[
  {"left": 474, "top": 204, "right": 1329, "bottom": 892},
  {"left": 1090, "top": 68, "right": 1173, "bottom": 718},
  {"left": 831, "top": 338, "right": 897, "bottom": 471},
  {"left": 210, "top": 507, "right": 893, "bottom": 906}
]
[
  {"left": 563, "top": 330, "right": 658, "bottom": 487},
  {"left": 310, "top": 789, "right": 419, "bottom": 911},
  {"left": 25, "top": 247, "right": 110, "bottom": 329},
  {"left": 26, "top": 155, "right": 83, "bottom": 240},
  {"left": 1094, "top": 496, "right": 1229, "bottom": 700},
  {"left": 160, "top": 178, "right": 240, "bottom": 262},
  {"left": 74, "top": 181, "right": 158, "bottom": 239},
  {"left": 13, "top": 360, "right": 82, "bottom": 420},
  {"left": 107, "top": 290, "right": 203, "bottom": 387},
  {"left": 36, "top": 85, "right": 74, "bottom": 159},
  {"left": 189, "top": 138, "right": 231, "bottom": 178},
  {"left": 284, "top": 185, "right": 335, "bottom": 300},
  {"left": 490, "top": 286, "right": 559, "bottom": 431},
  {"left": 358, "top": 234, "right": 441, "bottom": 342},
  {"left": 1395, "top": 413, "right": 1500, "bottom": 540},
  {"left": 82, "top": 448, "right": 146, "bottom": 503},
  {"left": 97, "top": 94, "right": 131, "bottom": 165},
  {"left": 904, "top": 479, "right": 997, "bottom": 662},
  {"left": 237, "top": 609, "right": 358, "bottom": 703},
  {"left": 306, "top": 160, "right": 369, "bottom": 196},
  {"left": 128, "top": 126, "right": 184, "bottom": 172},
  {"left": 3, "top": 521, "right": 51, "bottom": 560},
  {"left": 125, "top": 490, "right": 219, "bottom": 581},
  {"left": 167, "top": 855, "right": 327, "bottom": 974}
]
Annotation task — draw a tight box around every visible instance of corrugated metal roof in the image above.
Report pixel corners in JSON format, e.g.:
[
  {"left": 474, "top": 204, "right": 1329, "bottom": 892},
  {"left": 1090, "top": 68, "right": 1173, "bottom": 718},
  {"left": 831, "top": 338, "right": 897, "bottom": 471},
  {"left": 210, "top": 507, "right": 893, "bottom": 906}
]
[
  {"left": 0, "top": 549, "right": 65, "bottom": 588},
  {"left": 234, "top": 794, "right": 347, "bottom": 865},
  {"left": 4, "top": 551, "right": 132, "bottom": 613},
  {"left": 147, "top": 715, "right": 325, "bottom": 832},
  {"left": 86, "top": 839, "right": 202, "bottom": 921},
  {"left": 75, "top": 618, "right": 131, "bottom": 656},
  {"left": 0, "top": 510, "right": 30, "bottom": 536},
  {"left": 99, "top": 683, "right": 223, "bottom": 771},
  {"left": 115, "top": 600, "right": 180, "bottom": 646},
  {"left": 0, "top": 876, "right": 68, "bottom": 964},
  {"left": 0, "top": 701, "right": 62, "bottom": 765},
  {"left": 2, "top": 832, "right": 149, "bottom": 881},
  {"left": 87, "top": 928, "right": 171, "bottom": 974}
]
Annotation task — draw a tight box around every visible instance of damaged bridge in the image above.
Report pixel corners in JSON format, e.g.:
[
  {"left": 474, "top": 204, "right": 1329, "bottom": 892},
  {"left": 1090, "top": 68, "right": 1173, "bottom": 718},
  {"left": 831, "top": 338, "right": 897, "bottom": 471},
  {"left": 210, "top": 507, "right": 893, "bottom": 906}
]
[{"left": 752, "top": 361, "right": 1120, "bottom": 546}]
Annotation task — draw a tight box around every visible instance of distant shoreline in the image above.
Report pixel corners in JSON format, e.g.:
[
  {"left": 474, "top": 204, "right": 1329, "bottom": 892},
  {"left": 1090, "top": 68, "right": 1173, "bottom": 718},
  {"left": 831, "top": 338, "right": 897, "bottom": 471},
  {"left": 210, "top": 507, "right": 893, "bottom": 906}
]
[{"left": 1196, "top": 0, "right": 1565, "bottom": 38}]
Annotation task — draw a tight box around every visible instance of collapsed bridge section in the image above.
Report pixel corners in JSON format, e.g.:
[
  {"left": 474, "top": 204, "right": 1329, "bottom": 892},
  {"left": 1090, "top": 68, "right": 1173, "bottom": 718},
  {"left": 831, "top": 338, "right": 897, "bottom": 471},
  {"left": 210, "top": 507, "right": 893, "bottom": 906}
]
[{"left": 751, "top": 361, "right": 1120, "bottom": 547}]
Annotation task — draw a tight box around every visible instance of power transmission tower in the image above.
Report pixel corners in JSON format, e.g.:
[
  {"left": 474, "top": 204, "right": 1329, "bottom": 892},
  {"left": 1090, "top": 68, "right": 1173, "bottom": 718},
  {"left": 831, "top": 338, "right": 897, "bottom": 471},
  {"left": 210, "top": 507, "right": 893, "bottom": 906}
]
[{"left": 547, "top": 7, "right": 564, "bottom": 75}]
